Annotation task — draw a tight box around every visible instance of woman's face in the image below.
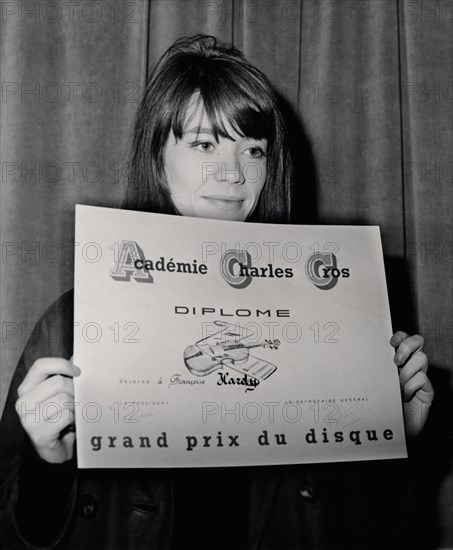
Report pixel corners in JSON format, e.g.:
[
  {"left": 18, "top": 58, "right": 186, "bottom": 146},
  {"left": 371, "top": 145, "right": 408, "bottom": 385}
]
[{"left": 163, "top": 95, "right": 268, "bottom": 221}]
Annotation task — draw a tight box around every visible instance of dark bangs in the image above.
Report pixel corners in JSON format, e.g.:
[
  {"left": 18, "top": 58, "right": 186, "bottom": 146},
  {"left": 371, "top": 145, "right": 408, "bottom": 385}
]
[{"left": 168, "top": 55, "right": 277, "bottom": 145}]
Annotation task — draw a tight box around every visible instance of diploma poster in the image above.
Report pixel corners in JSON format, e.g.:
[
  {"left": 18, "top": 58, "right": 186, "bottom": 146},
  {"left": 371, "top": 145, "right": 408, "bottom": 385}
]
[{"left": 74, "top": 205, "right": 407, "bottom": 468}]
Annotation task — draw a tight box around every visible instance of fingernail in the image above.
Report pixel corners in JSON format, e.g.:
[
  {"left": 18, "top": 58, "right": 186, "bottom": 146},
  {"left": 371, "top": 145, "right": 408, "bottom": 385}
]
[
  {"left": 73, "top": 365, "right": 81, "bottom": 375},
  {"left": 395, "top": 354, "right": 402, "bottom": 365}
]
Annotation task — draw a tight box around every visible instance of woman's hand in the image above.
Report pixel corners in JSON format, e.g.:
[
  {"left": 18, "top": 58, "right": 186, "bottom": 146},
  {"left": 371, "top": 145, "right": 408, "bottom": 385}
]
[
  {"left": 15, "top": 357, "right": 80, "bottom": 464},
  {"left": 390, "top": 332, "right": 434, "bottom": 439}
]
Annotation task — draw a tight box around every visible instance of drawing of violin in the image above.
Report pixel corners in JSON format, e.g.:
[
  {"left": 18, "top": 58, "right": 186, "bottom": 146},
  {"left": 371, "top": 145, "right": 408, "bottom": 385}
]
[{"left": 184, "top": 338, "right": 280, "bottom": 379}]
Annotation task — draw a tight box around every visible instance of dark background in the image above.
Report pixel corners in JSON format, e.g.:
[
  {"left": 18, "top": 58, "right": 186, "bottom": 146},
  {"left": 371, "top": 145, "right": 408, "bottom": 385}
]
[{"left": 1, "top": 0, "right": 452, "bottom": 547}]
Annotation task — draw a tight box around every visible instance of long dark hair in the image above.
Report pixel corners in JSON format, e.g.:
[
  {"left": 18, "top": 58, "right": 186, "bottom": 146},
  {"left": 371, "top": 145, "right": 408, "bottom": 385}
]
[{"left": 123, "top": 34, "right": 293, "bottom": 223}]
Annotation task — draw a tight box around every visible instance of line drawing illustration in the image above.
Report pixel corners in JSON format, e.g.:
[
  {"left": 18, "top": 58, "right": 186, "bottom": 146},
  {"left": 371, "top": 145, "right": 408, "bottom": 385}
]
[{"left": 183, "top": 320, "right": 280, "bottom": 383}]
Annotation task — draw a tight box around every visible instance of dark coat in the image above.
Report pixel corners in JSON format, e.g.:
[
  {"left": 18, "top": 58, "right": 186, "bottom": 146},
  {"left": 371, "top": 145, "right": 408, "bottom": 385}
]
[{"left": 0, "top": 291, "right": 409, "bottom": 549}]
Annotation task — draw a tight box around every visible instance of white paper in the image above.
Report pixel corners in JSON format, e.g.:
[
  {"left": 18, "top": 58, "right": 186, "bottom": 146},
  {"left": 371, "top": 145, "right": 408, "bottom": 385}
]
[{"left": 74, "top": 205, "right": 407, "bottom": 468}]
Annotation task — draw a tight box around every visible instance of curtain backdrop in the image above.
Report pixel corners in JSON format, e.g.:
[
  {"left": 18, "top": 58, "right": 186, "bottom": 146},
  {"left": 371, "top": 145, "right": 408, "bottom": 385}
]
[{"left": 1, "top": 0, "right": 452, "bottom": 547}]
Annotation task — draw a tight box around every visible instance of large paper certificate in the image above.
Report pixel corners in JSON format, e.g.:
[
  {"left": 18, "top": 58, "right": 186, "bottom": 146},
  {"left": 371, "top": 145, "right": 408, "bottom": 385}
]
[{"left": 74, "top": 205, "right": 407, "bottom": 468}]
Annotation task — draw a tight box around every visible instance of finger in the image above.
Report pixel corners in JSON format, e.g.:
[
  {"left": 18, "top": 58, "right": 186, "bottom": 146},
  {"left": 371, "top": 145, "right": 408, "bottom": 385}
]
[
  {"left": 18, "top": 375, "right": 75, "bottom": 409},
  {"left": 44, "top": 406, "right": 75, "bottom": 426},
  {"left": 61, "top": 429, "right": 76, "bottom": 451},
  {"left": 399, "top": 351, "right": 428, "bottom": 387},
  {"left": 39, "top": 395, "right": 76, "bottom": 422},
  {"left": 30, "top": 409, "right": 76, "bottom": 449},
  {"left": 16, "top": 397, "right": 74, "bottom": 433},
  {"left": 18, "top": 358, "right": 80, "bottom": 397},
  {"left": 390, "top": 331, "right": 409, "bottom": 348},
  {"left": 402, "top": 371, "right": 431, "bottom": 402},
  {"left": 16, "top": 380, "right": 74, "bottom": 428},
  {"left": 393, "top": 334, "right": 425, "bottom": 366}
]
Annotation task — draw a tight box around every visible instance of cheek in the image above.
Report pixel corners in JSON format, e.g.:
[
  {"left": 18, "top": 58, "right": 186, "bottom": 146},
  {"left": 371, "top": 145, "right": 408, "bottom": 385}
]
[
  {"left": 166, "top": 155, "right": 203, "bottom": 196},
  {"left": 253, "top": 164, "right": 267, "bottom": 199}
]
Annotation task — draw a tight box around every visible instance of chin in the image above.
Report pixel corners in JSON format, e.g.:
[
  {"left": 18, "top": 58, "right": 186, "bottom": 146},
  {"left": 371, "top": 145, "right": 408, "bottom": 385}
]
[
  {"left": 174, "top": 204, "right": 251, "bottom": 222},
  {"left": 203, "top": 209, "right": 248, "bottom": 222}
]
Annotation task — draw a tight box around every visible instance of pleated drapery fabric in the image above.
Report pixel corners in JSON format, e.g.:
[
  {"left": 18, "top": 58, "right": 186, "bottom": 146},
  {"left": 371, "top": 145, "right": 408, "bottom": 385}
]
[{"left": 1, "top": 1, "right": 452, "bottom": 547}]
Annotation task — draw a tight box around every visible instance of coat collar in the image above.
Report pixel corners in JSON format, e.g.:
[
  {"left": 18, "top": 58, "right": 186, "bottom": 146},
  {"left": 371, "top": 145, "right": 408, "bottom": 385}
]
[{"left": 248, "top": 468, "right": 282, "bottom": 550}]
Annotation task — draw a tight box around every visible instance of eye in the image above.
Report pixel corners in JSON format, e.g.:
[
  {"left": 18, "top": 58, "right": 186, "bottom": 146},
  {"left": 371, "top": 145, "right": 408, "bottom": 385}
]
[
  {"left": 244, "top": 146, "right": 267, "bottom": 159},
  {"left": 191, "top": 141, "right": 215, "bottom": 153}
]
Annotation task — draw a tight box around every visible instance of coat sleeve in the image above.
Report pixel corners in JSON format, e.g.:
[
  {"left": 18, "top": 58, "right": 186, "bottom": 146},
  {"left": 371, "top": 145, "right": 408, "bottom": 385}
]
[{"left": 0, "top": 290, "right": 78, "bottom": 549}]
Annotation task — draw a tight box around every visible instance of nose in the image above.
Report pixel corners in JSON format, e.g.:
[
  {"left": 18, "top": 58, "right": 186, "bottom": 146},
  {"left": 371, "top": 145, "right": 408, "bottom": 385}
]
[{"left": 214, "top": 153, "right": 245, "bottom": 185}]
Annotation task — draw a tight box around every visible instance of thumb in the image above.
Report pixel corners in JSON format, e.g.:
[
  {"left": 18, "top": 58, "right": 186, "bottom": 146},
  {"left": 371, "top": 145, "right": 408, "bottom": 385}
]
[{"left": 69, "top": 355, "right": 81, "bottom": 376}]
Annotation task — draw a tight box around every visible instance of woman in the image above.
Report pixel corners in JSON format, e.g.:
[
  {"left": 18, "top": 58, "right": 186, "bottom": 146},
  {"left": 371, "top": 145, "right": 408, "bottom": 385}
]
[{"left": 0, "top": 35, "right": 433, "bottom": 550}]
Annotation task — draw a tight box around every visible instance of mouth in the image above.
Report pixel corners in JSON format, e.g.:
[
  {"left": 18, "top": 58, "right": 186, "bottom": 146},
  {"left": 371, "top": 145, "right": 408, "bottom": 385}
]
[{"left": 202, "top": 195, "right": 245, "bottom": 209}]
